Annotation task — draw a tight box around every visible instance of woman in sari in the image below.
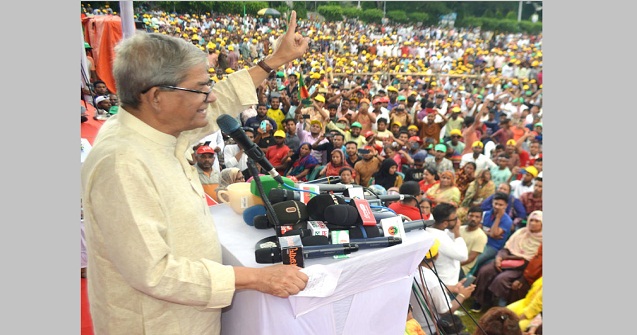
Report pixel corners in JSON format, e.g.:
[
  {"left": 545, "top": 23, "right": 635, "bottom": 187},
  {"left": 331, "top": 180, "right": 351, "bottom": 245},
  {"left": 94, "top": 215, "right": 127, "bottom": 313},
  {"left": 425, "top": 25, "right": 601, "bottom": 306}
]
[
  {"left": 418, "top": 167, "right": 439, "bottom": 194},
  {"left": 455, "top": 161, "right": 477, "bottom": 202},
  {"left": 285, "top": 142, "right": 319, "bottom": 182},
  {"left": 425, "top": 170, "right": 461, "bottom": 207},
  {"left": 457, "top": 168, "right": 496, "bottom": 221}
]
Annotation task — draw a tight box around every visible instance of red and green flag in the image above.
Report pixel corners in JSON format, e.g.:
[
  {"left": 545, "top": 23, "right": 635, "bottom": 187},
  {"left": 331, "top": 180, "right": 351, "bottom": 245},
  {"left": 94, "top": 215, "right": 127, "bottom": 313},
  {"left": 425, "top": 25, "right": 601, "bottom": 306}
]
[{"left": 298, "top": 73, "right": 311, "bottom": 106}]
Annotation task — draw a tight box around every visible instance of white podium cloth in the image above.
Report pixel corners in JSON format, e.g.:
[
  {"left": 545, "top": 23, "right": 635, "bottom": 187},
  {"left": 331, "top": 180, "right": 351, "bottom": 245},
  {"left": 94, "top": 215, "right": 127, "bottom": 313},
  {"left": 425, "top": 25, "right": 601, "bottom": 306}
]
[{"left": 211, "top": 203, "right": 435, "bottom": 335}]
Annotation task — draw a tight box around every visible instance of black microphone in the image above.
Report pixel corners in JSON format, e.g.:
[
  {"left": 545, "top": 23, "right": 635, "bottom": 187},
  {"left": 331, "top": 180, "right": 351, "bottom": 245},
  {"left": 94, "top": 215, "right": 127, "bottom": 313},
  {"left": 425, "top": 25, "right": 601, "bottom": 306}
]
[
  {"left": 255, "top": 243, "right": 359, "bottom": 263},
  {"left": 268, "top": 188, "right": 301, "bottom": 204},
  {"left": 403, "top": 219, "right": 435, "bottom": 232},
  {"left": 217, "top": 114, "right": 284, "bottom": 185},
  {"left": 350, "top": 236, "right": 402, "bottom": 249}
]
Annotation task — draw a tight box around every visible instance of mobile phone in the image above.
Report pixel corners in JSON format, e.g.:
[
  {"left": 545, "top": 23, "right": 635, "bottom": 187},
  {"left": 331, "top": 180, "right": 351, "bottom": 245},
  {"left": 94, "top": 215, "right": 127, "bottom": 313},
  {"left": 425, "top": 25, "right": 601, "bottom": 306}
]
[
  {"left": 463, "top": 275, "right": 476, "bottom": 287},
  {"left": 260, "top": 120, "right": 268, "bottom": 131},
  {"left": 302, "top": 114, "right": 310, "bottom": 119}
]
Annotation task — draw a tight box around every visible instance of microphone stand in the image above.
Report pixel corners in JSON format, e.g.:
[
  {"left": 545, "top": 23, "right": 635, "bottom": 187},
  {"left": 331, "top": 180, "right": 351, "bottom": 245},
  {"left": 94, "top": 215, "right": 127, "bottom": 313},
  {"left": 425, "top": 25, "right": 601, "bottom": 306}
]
[{"left": 246, "top": 157, "right": 281, "bottom": 235}]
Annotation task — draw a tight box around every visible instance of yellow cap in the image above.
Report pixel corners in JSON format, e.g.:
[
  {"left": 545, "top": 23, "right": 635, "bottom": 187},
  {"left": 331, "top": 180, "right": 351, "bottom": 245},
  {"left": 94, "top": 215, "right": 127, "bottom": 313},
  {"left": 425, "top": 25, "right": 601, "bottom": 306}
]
[{"left": 425, "top": 239, "right": 440, "bottom": 259}]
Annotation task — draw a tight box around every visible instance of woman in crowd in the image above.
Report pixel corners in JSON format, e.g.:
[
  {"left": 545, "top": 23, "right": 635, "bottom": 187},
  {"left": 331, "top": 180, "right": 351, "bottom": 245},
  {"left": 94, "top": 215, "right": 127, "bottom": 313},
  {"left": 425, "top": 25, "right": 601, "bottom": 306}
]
[
  {"left": 455, "top": 161, "right": 477, "bottom": 202},
  {"left": 285, "top": 142, "right": 319, "bottom": 182},
  {"left": 372, "top": 158, "right": 404, "bottom": 190},
  {"left": 457, "top": 168, "right": 495, "bottom": 221},
  {"left": 471, "top": 210, "right": 543, "bottom": 313},
  {"left": 425, "top": 170, "right": 461, "bottom": 207},
  {"left": 215, "top": 167, "right": 244, "bottom": 202},
  {"left": 418, "top": 198, "right": 435, "bottom": 221},
  {"left": 418, "top": 167, "right": 439, "bottom": 194},
  {"left": 319, "top": 148, "right": 350, "bottom": 178}
]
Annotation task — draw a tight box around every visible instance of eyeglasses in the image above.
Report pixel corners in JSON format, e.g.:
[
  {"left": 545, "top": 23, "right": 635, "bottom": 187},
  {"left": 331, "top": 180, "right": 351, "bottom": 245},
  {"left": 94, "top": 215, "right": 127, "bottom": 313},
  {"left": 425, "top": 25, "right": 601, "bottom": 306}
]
[
  {"left": 142, "top": 82, "right": 215, "bottom": 102},
  {"left": 158, "top": 85, "right": 214, "bottom": 102}
]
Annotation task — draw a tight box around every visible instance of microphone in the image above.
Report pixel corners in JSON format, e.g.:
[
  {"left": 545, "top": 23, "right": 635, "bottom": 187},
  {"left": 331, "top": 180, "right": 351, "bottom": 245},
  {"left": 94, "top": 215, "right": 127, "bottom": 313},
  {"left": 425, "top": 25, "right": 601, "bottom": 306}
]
[
  {"left": 303, "top": 176, "right": 342, "bottom": 184},
  {"left": 253, "top": 200, "right": 309, "bottom": 228},
  {"left": 403, "top": 219, "right": 435, "bottom": 232},
  {"left": 364, "top": 194, "right": 417, "bottom": 202},
  {"left": 350, "top": 236, "right": 402, "bottom": 249},
  {"left": 217, "top": 114, "right": 284, "bottom": 185},
  {"left": 324, "top": 204, "right": 361, "bottom": 228},
  {"left": 255, "top": 243, "right": 359, "bottom": 263},
  {"left": 268, "top": 188, "right": 300, "bottom": 204}
]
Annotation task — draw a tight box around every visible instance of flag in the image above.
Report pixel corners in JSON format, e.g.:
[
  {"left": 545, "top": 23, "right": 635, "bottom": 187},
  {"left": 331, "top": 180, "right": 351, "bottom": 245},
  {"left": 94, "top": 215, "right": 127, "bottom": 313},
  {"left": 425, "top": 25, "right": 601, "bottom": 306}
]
[{"left": 298, "top": 73, "right": 311, "bottom": 106}]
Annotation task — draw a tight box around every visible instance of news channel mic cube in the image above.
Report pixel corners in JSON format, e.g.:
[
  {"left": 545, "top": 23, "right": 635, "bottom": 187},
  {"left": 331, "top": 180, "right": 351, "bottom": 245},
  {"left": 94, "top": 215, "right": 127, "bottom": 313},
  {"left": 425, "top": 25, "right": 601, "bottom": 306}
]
[
  {"left": 278, "top": 235, "right": 304, "bottom": 267},
  {"left": 380, "top": 216, "right": 407, "bottom": 240},
  {"left": 307, "top": 220, "right": 330, "bottom": 237}
]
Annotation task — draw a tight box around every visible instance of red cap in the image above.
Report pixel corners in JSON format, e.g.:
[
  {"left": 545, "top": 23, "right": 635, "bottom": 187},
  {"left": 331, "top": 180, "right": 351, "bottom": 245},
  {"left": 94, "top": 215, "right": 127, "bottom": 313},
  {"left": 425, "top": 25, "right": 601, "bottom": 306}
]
[
  {"left": 196, "top": 145, "right": 215, "bottom": 155},
  {"left": 372, "top": 98, "right": 381, "bottom": 105},
  {"left": 408, "top": 136, "right": 423, "bottom": 144},
  {"left": 380, "top": 96, "right": 390, "bottom": 103},
  {"left": 364, "top": 131, "right": 375, "bottom": 138}
]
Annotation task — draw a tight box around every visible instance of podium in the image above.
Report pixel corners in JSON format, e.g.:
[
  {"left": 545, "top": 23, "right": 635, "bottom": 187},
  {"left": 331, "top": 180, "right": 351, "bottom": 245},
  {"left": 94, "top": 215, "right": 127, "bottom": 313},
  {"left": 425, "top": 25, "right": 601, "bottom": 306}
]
[{"left": 211, "top": 203, "right": 435, "bottom": 335}]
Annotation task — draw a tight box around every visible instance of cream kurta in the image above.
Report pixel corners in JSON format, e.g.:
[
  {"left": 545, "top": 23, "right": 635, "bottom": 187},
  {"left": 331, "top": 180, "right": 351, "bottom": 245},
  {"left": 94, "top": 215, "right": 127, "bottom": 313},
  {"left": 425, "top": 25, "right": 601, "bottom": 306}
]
[{"left": 81, "top": 70, "right": 257, "bottom": 335}]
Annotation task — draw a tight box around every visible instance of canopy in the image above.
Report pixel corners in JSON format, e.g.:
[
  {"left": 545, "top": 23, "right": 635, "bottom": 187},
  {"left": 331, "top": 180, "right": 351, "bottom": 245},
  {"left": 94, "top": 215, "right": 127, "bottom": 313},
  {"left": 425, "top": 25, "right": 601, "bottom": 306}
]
[{"left": 257, "top": 8, "right": 281, "bottom": 16}]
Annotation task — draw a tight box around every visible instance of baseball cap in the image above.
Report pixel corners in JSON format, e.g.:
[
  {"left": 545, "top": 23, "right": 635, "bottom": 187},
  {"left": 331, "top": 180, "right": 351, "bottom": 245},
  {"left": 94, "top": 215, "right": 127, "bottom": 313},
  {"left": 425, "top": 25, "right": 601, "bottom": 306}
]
[
  {"left": 337, "top": 117, "right": 349, "bottom": 124},
  {"left": 399, "top": 181, "right": 421, "bottom": 197},
  {"left": 350, "top": 122, "right": 362, "bottom": 128},
  {"left": 386, "top": 86, "right": 398, "bottom": 92},
  {"left": 314, "top": 94, "right": 326, "bottom": 103},
  {"left": 364, "top": 131, "right": 375, "bottom": 138},
  {"left": 372, "top": 98, "right": 382, "bottom": 105},
  {"left": 425, "top": 239, "right": 441, "bottom": 259},
  {"left": 310, "top": 119, "right": 323, "bottom": 128},
  {"left": 95, "top": 95, "right": 109, "bottom": 104},
  {"left": 408, "top": 136, "right": 423, "bottom": 144},
  {"left": 451, "top": 106, "right": 462, "bottom": 113},
  {"left": 434, "top": 144, "right": 447, "bottom": 152},
  {"left": 392, "top": 121, "right": 402, "bottom": 127},
  {"left": 196, "top": 145, "right": 215, "bottom": 155},
  {"left": 506, "top": 139, "right": 517, "bottom": 146},
  {"left": 472, "top": 141, "right": 484, "bottom": 148},
  {"left": 380, "top": 96, "right": 390, "bottom": 103},
  {"left": 524, "top": 166, "right": 539, "bottom": 177},
  {"left": 449, "top": 129, "right": 462, "bottom": 136},
  {"left": 408, "top": 125, "right": 419, "bottom": 131},
  {"left": 273, "top": 130, "right": 286, "bottom": 137}
]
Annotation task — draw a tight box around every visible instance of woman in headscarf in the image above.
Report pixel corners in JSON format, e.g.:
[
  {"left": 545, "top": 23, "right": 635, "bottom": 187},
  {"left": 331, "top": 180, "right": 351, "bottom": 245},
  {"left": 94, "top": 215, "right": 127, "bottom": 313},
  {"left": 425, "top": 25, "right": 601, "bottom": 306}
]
[
  {"left": 372, "top": 158, "right": 404, "bottom": 190},
  {"left": 214, "top": 167, "right": 245, "bottom": 202},
  {"left": 457, "top": 168, "right": 496, "bottom": 221},
  {"left": 285, "top": 142, "right": 319, "bottom": 182},
  {"left": 455, "top": 161, "right": 477, "bottom": 202},
  {"left": 425, "top": 170, "right": 461, "bottom": 207},
  {"left": 471, "top": 210, "right": 543, "bottom": 312},
  {"left": 320, "top": 148, "right": 352, "bottom": 178}
]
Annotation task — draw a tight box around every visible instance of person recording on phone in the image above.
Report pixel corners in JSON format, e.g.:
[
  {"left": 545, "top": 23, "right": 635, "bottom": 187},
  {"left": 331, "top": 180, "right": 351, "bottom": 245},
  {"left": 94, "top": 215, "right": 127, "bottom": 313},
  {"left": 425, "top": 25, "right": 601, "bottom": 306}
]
[
  {"left": 81, "top": 12, "right": 310, "bottom": 335},
  {"left": 410, "top": 239, "right": 476, "bottom": 334}
]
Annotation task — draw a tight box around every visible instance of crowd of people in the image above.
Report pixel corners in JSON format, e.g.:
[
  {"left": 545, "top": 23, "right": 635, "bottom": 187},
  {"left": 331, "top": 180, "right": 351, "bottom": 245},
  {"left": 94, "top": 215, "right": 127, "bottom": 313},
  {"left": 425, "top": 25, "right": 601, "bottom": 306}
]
[{"left": 81, "top": 5, "right": 543, "bottom": 335}]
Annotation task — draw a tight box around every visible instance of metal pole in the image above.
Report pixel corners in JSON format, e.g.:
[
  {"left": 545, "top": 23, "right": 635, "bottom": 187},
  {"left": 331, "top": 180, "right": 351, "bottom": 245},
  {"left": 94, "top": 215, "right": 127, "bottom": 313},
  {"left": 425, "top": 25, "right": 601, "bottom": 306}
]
[
  {"left": 120, "top": 1, "right": 136, "bottom": 39},
  {"left": 517, "top": 1, "right": 523, "bottom": 22}
]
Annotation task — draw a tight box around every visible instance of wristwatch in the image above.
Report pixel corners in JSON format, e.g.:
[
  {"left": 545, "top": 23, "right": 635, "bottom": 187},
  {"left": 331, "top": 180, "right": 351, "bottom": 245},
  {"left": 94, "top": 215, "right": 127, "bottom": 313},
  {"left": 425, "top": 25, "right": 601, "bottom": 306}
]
[{"left": 257, "top": 59, "right": 275, "bottom": 75}]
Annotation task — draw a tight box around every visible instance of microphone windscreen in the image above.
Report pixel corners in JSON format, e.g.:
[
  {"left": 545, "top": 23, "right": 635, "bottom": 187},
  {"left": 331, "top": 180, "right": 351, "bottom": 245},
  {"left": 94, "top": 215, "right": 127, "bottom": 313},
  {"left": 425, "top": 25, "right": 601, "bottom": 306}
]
[
  {"left": 301, "top": 235, "right": 330, "bottom": 246},
  {"left": 268, "top": 188, "right": 295, "bottom": 204},
  {"left": 272, "top": 200, "right": 308, "bottom": 225},
  {"left": 243, "top": 205, "right": 267, "bottom": 226},
  {"left": 307, "top": 194, "right": 346, "bottom": 221},
  {"left": 253, "top": 214, "right": 272, "bottom": 229},
  {"left": 348, "top": 225, "right": 383, "bottom": 239},
  {"left": 255, "top": 247, "right": 283, "bottom": 264},
  {"left": 250, "top": 176, "right": 295, "bottom": 198},
  {"left": 324, "top": 204, "right": 360, "bottom": 227}
]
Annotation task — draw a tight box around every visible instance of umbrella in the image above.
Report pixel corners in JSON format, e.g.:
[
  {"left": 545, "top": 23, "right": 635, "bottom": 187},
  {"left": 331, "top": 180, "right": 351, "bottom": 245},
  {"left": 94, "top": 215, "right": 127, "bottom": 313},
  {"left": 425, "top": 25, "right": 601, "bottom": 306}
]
[{"left": 257, "top": 8, "right": 281, "bottom": 17}]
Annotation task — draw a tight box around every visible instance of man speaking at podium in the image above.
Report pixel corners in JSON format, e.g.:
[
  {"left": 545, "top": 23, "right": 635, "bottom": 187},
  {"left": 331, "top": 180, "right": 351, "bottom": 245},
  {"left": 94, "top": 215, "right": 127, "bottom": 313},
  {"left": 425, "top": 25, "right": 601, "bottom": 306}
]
[{"left": 81, "top": 12, "right": 309, "bottom": 335}]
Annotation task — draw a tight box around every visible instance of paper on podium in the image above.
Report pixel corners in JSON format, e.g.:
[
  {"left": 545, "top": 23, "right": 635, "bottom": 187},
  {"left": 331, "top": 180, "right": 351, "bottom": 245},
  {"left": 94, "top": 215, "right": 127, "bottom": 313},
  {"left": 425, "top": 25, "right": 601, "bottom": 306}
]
[{"left": 295, "top": 264, "right": 342, "bottom": 298}]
